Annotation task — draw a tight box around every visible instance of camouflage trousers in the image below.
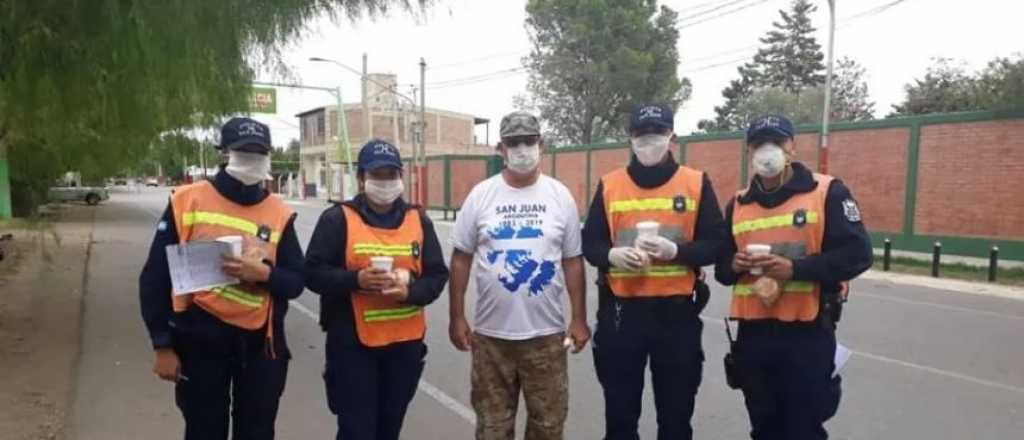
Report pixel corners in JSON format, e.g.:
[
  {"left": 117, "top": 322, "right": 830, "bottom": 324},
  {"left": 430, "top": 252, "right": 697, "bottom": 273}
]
[{"left": 471, "top": 332, "right": 568, "bottom": 440}]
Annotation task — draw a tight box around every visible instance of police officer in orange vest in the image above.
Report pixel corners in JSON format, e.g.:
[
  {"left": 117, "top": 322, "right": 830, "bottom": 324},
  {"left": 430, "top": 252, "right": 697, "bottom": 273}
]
[
  {"left": 305, "top": 139, "right": 449, "bottom": 440},
  {"left": 139, "top": 117, "right": 306, "bottom": 440},
  {"left": 582, "top": 103, "right": 728, "bottom": 440},
  {"left": 715, "top": 115, "right": 872, "bottom": 440}
]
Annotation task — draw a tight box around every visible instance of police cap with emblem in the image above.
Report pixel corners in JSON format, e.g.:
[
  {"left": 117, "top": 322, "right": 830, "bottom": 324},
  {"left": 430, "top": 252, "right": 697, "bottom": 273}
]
[
  {"left": 218, "top": 117, "right": 272, "bottom": 154},
  {"left": 629, "top": 103, "right": 674, "bottom": 135},
  {"left": 746, "top": 114, "right": 794, "bottom": 145},
  {"left": 358, "top": 139, "right": 403, "bottom": 172}
]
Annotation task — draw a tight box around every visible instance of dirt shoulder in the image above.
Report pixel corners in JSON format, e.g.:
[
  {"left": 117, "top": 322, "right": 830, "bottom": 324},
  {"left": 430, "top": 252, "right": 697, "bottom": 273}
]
[{"left": 0, "top": 205, "right": 95, "bottom": 440}]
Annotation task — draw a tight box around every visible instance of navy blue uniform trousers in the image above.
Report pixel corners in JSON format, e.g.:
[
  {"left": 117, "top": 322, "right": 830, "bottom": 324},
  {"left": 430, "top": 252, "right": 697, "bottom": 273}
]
[
  {"left": 324, "top": 335, "right": 426, "bottom": 440},
  {"left": 735, "top": 322, "right": 842, "bottom": 440},
  {"left": 173, "top": 328, "right": 288, "bottom": 440},
  {"left": 593, "top": 296, "right": 704, "bottom": 440}
]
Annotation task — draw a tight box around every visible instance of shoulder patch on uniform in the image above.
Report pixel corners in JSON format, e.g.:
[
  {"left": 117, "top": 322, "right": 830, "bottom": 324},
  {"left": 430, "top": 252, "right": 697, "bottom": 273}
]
[
  {"left": 842, "top": 199, "right": 862, "bottom": 222},
  {"left": 157, "top": 221, "right": 168, "bottom": 232}
]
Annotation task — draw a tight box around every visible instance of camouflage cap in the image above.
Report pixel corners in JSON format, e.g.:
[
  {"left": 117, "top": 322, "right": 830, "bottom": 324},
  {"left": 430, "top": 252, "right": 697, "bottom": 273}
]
[{"left": 499, "top": 111, "right": 541, "bottom": 138}]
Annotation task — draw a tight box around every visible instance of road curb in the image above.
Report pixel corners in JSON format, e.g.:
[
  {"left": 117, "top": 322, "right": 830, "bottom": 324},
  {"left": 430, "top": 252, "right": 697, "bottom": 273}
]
[{"left": 860, "top": 270, "right": 1024, "bottom": 301}]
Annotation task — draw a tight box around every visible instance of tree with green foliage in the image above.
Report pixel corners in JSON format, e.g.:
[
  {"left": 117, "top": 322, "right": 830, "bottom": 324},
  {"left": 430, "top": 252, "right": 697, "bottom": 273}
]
[
  {"left": 830, "top": 56, "right": 875, "bottom": 122},
  {"left": 975, "top": 55, "right": 1024, "bottom": 112},
  {"left": 699, "top": 0, "right": 825, "bottom": 131},
  {"left": 890, "top": 58, "right": 978, "bottom": 116},
  {"left": 272, "top": 138, "right": 302, "bottom": 173},
  {"left": 0, "top": 0, "right": 423, "bottom": 215},
  {"left": 891, "top": 54, "right": 1024, "bottom": 117},
  {"left": 754, "top": 0, "right": 825, "bottom": 93},
  {"left": 519, "top": 0, "right": 691, "bottom": 144}
]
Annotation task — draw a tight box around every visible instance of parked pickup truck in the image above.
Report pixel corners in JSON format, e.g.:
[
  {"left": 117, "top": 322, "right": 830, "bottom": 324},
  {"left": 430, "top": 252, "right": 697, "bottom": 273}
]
[{"left": 48, "top": 185, "right": 110, "bottom": 205}]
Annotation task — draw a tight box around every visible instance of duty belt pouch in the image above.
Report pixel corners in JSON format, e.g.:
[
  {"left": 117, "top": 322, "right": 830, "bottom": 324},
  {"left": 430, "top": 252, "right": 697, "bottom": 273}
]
[
  {"left": 723, "top": 319, "right": 743, "bottom": 390},
  {"left": 693, "top": 277, "right": 710, "bottom": 315}
]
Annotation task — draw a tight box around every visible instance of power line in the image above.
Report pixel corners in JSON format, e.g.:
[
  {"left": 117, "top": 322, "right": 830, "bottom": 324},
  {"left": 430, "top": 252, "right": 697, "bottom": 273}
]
[
  {"left": 429, "top": 68, "right": 528, "bottom": 90},
  {"left": 677, "top": 0, "right": 757, "bottom": 23},
  {"left": 679, "top": 0, "right": 913, "bottom": 73},
  {"left": 678, "top": 0, "right": 774, "bottom": 28},
  {"left": 429, "top": 49, "right": 530, "bottom": 71},
  {"left": 427, "top": 67, "right": 527, "bottom": 87}
]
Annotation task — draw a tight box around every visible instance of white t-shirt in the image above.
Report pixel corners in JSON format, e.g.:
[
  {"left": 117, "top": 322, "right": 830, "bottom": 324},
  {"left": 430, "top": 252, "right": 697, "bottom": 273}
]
[{"left": 451, "top": 174, "right": 582, "bottom": 340}]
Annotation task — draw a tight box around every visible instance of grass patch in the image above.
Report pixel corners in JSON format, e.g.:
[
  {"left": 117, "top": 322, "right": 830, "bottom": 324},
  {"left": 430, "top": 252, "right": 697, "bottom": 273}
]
[{"left": 874, "top": 255, "right": 1024, "bottom": 287}]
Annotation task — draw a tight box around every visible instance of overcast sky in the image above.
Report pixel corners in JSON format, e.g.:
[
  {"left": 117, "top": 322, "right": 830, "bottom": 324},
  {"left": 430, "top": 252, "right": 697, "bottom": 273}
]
[{"left": 250, "top": 0, "right": 1024, "bottom": 147}]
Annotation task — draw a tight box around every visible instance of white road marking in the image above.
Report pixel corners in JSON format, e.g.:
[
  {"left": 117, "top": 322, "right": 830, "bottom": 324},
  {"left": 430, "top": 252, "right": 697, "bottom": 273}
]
[
  {"left": 701, "top": 316, "right": 1024, "bottom": 395},
  {"left": 855, "top": 291, "right": 1024, "bottom": 321},
  {"left": 289, "top": 300, "right": 478, "bottom": 425}
]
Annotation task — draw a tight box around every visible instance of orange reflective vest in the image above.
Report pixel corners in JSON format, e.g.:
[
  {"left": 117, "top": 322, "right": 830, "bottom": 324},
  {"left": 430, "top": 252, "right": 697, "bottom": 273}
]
[
  {"left": 601, "top": 165, "right": 703, "bottom": 297},
  {"left": 342, "top": 205, "right": 426, "bottom": 348},
  {"left": 170, "top": 181, "right": 293, "bottom": 335},
  {"left": 729, "top": 173, "right": 833, "bottom": 322}
]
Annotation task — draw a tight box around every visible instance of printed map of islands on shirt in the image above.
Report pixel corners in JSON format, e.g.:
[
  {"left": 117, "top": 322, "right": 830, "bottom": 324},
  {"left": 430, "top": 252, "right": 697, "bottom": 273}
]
[{"left": 484, "top": 224, "right": 556, "bottom": 296}]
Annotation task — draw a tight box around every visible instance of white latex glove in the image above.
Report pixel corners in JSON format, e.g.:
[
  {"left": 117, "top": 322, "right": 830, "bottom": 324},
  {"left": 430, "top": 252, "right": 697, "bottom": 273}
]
[
  {"left": 635, "top": 235, "right": 678, "bottom": 261},
  {"left": 608, "top": 247, "right": 650, "bottom": 271}
]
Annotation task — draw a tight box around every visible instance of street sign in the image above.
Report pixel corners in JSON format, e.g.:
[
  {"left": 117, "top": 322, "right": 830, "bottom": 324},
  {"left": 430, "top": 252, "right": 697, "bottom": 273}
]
[{"left": 250, "top": 87, "right": 277, "bottom": 114}]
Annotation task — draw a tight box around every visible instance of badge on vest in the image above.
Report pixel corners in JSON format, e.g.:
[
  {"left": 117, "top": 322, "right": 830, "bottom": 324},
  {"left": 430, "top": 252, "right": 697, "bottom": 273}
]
[
  {"left": 411, "top": 241, "right": 421, "bottom": 258},
  {"left": 257, "top": 225, "right": 272, "bottom": 242},
  {"left": 843, "top": 199, "right": 862, "bottom": 222},
  {"left": 793, "top": 209, "right": 808, "bottom": 228},
  {"left": 673, "top": 195, "right": 687, "bottom": 213}
]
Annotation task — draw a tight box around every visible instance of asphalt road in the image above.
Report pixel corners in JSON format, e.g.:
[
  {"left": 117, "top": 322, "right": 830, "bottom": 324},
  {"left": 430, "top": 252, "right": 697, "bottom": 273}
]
[{"left": 65, "top": 188, "right": 1024, "bottom": 439}]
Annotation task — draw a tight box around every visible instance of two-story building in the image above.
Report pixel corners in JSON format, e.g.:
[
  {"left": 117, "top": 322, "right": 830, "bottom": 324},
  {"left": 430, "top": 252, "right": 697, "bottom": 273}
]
[{"left": 297, "top": 73, "right": 490, "bottom": 197}]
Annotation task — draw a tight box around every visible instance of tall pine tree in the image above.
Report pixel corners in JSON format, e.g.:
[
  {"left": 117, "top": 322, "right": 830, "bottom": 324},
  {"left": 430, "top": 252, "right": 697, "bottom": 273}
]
[
  {"left": 755, "top": 0, "right": 825, "bottom": 93},
  {"left": 700, "top": 0, "right": 825, "bottom": 131}
]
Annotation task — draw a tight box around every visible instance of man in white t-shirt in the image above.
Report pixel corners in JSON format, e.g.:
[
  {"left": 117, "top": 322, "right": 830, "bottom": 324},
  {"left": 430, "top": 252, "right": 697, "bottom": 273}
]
[{"left": 449, "top": 111, "right": 589, "bottom": 440}]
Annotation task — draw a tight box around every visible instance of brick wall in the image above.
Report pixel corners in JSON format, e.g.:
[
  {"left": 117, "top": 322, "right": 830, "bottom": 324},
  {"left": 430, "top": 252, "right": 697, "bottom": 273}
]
[
  {"left": 830, "top": 127, "right": 909, "bottom": 233},
  {"left": 685, "top": 139, "right": 743, "bottom": 207},
  {"left": 589, "top": 147, "right": 631, "bottom": 205},
  {"left": 440, "top": 115, "right": 474, "bottom": 146},
  {"left": 915, "top": 120, "right": 1024, "bottom": 239},
  {"left": 433, "top": 114, "right": 1024, "bottom": 257},
  {"left": 426, "top": 159, "right": 445, "bottom": 207},
  {"left": 553, "top": 151, "right": 588, "bottom": 216},
  {"left": 449, "top": 159, "right": 488, "bottom": 208}
]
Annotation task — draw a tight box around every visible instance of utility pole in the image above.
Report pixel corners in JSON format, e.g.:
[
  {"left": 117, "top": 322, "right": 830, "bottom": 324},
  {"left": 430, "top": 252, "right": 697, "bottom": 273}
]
[
  {"left": 819, "top": 0, "right": 836, "bottom": 174},
  {"left": 0, "top": 142, "right": 10, "bottom": 219},
  {"left": 419, "top": 57, "right": 427, "bottom": 205},
  {"left": 363, "top": 53, "right": 371, "bottom": 146}
]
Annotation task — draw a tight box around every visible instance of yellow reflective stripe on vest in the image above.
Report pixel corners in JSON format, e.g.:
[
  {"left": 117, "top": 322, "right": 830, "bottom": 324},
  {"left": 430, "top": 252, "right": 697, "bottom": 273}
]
[
  {"left": 608, "top": 265, "right": 689, "bottom": 278},
  {"left": 608, "top": 197, "right": 697, "bottom": 213},
  {"left": 182, "top": 211, "right": 282, "bottom": 244},
  {"left": 363, "top": 306, "right": 421, "bottom": 322},
  {"left": 353, "top": 243, "right": 414, "bottom": 256},
  {"left": 732, "top": 212, "right": 820, "bottom": 236},
  {"left": 210, "top": 285, "right": 265, "bottom": 308},
  {"left": 732, "top": 281, "right": 815, "bottom": 297}
]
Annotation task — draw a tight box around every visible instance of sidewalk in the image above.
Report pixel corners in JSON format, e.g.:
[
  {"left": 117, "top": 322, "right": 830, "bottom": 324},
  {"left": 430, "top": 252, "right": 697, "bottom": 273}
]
[{"left": 0, "top": 204, "right": 95, "bottom": 440}]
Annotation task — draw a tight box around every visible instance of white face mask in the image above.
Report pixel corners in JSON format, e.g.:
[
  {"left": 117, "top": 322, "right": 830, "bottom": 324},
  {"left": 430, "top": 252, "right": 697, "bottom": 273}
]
[
  {"left": 631, "top": 134, "right": 671, "bottom": 166},
  {"left": 225, "top": 151, "right": 271, "bottom": 185},
  {"left": 752, "top": 143, "right": 787, "bottom": 178},
  {"left": 505, "top": 143, "right": 540, "bottom": 174},
  {"left": 364, "top": 178, "right": 404, "bottom": 205}
]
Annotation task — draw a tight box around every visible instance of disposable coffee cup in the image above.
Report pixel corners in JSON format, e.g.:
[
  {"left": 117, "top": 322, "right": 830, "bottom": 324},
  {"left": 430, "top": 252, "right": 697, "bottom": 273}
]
[
  {"left": 216, "top": 236, "right": 243, "bottom": 258},
  {"left": 370, "top": 256, "right": 394, "bottom": 272},
  {"left": 746, "top": 244, "right": 772, "bottom": 275},
  {"left": 636, "top": 221, "right": 660, "bottom": 238}
]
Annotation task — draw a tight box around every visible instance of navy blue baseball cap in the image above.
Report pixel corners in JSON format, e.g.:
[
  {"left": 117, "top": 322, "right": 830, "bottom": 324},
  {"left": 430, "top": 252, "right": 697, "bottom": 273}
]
[
  {"left": 746, "top": 115, "right": 795, "bottom": 144},
  {"left": 629, "top": 103, "right": 674, "bottom": 133},
  {"left": 219, "top": 117, "right": 272, "bottom": 154},
  {"left": 357, "top": 139, "right": 403, "bottom": 172}
]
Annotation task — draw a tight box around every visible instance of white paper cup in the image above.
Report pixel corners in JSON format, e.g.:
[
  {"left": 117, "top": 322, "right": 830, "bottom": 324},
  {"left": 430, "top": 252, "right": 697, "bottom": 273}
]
[
  {"left": 370, "top": 256, "right": 394, "bottom": 272},
  {"left": 216, "top": 236, "right": 243, "bottom": 258},
  {"left": 746, "top": 244, "right": 772, "bottom": 275},
  {"left": 634, "top": 222, "right": 659, "bottom": 238}
]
